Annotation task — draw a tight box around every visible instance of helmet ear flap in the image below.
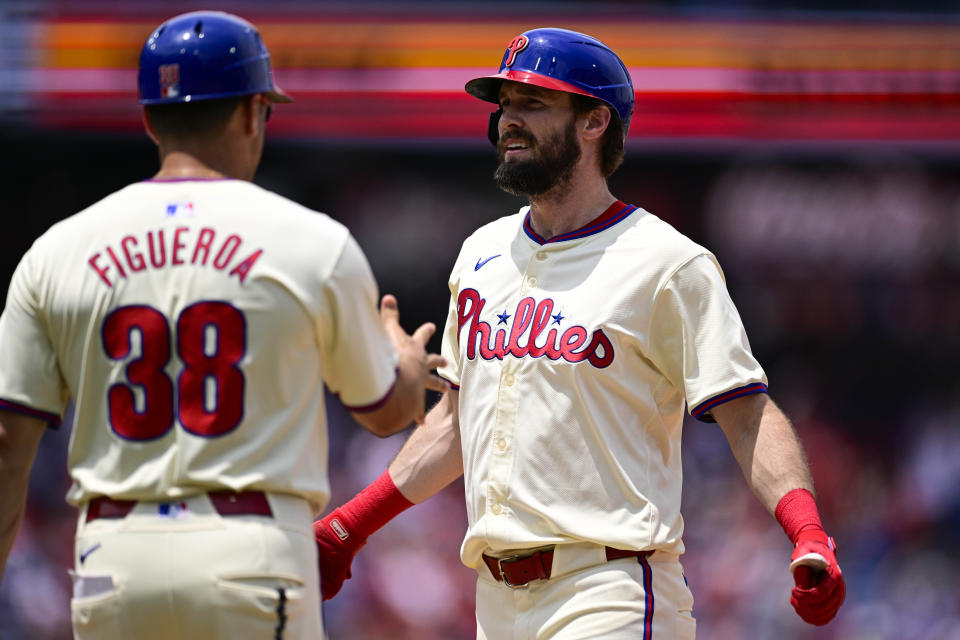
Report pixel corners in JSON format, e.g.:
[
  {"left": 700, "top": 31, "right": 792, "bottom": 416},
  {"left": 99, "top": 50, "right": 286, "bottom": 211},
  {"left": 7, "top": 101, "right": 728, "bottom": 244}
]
[{"left": 487, "top": 108, "right": 502, "bottom": 147}]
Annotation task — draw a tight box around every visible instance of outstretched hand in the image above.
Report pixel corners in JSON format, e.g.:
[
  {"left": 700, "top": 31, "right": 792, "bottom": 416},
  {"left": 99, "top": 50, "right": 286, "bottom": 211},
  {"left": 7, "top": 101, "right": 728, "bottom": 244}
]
[
  {"left": 789, "top": 531, "right": 846, "bottom": 625},
  {"left": 379, "top": 294, "right": 448, "bottom": 423}
]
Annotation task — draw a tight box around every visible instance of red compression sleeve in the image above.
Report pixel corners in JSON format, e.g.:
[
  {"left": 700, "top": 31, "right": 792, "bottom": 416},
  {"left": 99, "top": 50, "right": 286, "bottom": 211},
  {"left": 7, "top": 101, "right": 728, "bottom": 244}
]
[
  {"left": 337, "top": 470, "right": 414, "bottom": 538},
  {"left": 775, "top": 488, "right": 826, "bottom": 544}
]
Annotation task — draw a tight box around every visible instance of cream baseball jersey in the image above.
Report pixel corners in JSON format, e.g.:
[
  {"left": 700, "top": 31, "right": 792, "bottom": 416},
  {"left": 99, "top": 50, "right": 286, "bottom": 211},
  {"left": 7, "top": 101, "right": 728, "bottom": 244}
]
[
  {"left": 0, "top": 178, "right": 397, "bottom": 515},
  {"left": 437, "top": 201, "right": 768, "bottom": 569}
]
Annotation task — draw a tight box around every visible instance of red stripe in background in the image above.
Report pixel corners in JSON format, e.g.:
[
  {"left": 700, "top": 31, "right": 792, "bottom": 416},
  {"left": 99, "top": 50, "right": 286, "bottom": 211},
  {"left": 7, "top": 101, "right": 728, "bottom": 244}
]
[{"left": 32, "top": 91, "right": 960, "bottom": 141}]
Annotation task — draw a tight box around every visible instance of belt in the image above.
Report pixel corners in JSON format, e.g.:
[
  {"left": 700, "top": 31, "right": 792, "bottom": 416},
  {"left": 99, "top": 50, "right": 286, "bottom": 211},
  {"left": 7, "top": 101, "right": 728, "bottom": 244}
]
[
  {"left": 85, "top": 491, "right": 273, "bottom": 523},
  {"left": 482, "top": 546, "right": 654, "bottom": 588}
]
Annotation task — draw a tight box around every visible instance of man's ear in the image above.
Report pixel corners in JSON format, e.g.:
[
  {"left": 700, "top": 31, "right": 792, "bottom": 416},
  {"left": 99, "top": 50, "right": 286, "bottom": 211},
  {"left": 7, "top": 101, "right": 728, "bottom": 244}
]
[
  {"left": 141, "top": 107, "right": 159, "bottom": 145},
  {"left": 581, "top": 105, "right": 612, "bottom": 142},
  {"left": 243, "top": 94, "right": 261, "bottom": 137}
]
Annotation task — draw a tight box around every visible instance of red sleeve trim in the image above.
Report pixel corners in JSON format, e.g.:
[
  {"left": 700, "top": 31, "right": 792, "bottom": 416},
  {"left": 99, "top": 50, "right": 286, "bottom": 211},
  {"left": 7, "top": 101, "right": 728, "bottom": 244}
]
[
  {"left": 0, "top": 398, "right": 62, "bottom": 428},
  {"left": 691, "top": 382, "right": 768, "bottom": 423},
  {"left": 438, "top": 374, "right": 459, "bottom": 391}
]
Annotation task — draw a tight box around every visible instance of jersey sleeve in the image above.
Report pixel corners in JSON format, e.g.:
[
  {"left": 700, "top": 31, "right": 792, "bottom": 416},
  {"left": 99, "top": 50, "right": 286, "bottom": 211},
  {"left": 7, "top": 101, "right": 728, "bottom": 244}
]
[
  {"left": 646, "top": 253, "right": 767, "bottom": 422},
  {"left": 0, "top": 248, "right": 68, "bottom": 426},
  {"left": 436, "top": 281, "right": 462, "bottom": 391},
  {"left": 436, "top": 244, "right": 468, "bottom": 390},
  {"left": 317, "top": 233, "right": 398, "bottom": 411}
]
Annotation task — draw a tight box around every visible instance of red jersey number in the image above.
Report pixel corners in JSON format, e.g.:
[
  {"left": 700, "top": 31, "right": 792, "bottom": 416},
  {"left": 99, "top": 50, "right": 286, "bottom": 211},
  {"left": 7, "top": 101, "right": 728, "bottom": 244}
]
[{"left": 102, "top": 302, "right": 246, "bottom": 440}]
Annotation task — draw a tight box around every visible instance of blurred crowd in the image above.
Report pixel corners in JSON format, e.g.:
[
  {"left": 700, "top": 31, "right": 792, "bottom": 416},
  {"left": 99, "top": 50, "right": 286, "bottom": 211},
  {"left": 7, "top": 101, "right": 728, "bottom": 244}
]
[{"left": 1, "top": 138, "right": 959, "bottom": 639}]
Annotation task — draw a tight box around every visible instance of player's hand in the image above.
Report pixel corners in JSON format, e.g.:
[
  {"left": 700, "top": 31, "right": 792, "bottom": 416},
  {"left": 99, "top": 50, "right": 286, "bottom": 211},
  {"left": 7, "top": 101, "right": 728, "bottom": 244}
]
[
  {"left": 379, "top": 294, "right": 448, "bottom": 423},
  {"left": 313, "top": 508, "right": 367, "bottom": 601},
  {"left": 788, "top": 530, "right": 845, "bottom": 625}
]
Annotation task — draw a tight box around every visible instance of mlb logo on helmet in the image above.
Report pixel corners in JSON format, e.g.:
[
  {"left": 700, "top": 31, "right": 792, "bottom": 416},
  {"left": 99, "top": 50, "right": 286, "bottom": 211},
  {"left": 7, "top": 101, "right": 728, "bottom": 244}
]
[
  {"left": 504, "top": 35, "right": 529, "bottom": 67},
  {"left": 158, "top": 63, "right": 180, "bottom": 99}
]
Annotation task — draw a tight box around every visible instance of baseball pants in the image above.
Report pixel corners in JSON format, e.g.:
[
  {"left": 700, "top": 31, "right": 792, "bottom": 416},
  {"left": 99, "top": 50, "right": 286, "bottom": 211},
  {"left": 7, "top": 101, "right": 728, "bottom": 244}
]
[
  {"left": 70, "top": 491, "right": 322, "bottom": 640},
  {"left": 476, "top": 543, "right": 696, "bottom": 639}
]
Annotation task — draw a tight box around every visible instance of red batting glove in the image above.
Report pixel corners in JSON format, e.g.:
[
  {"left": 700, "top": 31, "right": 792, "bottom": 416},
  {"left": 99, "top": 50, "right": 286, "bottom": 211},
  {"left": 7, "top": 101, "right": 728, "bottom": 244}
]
[
  {"left": 313, "top": 471, "right": 414, "bottom": 600},
  {"left": 776, "top": 488, "right": 846, "bottom": 626},
  {"left": 313, "top": 508, "right": 366, "bottom": 601},
  {"left": 789, "top": 529, "right": 845, "bottom": 625}
]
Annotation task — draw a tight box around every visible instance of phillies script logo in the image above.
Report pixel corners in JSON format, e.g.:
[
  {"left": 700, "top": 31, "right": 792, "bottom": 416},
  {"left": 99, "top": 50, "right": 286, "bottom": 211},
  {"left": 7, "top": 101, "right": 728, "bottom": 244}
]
[
  {"left": 504, "top": 35, "right": 529, "bottom": 67},
  {"left": 457, "top": 289, "right": 614, "bottom": 368}
]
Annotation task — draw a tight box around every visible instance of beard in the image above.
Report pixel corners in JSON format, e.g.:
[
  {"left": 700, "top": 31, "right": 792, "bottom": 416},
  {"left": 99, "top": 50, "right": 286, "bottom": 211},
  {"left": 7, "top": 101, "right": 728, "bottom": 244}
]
[{"left": 493, "top": 118, "right": 581, "bottom": 197}]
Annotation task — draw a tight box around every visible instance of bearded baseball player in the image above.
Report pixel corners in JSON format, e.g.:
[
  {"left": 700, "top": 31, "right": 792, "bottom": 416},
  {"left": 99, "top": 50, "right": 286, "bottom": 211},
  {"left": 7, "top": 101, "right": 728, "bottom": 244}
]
[
  {"left": 312, "top": 26, "right": 846, "bottom": 638},
  {"left": 0, "top": 10, "right": 446, "bottom": 640}
]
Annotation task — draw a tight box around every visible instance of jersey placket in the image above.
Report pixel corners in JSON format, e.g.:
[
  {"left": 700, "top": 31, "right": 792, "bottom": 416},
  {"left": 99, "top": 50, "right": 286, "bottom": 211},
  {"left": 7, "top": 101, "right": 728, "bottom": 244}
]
[
  {"left": 485, "top": 242, "right": 552, "bottom": 525},
  {"left": 488, "top": 360, "right": 517, "bottom": 520}
]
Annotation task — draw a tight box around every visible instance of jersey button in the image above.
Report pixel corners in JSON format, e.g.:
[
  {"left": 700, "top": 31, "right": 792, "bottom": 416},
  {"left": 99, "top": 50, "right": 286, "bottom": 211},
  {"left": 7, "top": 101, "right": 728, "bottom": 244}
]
[
  {"left": 503, "top": 373, "right": 515, "bottom": 386},
  {"left": 527, "top": 277, "right": 538, "bottom": 287},
  {"left": 491, "top": 503, "right": 503, "bottom": 515},
  {"left": 496, "top": 438, "right": 507, "bottom": 451}
]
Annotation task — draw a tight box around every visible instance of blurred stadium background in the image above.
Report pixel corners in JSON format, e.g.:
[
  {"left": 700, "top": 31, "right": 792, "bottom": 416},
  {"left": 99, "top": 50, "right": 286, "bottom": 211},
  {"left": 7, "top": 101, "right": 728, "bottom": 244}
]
[{"left": 2, "top": 1, "right": 959, "bottom": 638}]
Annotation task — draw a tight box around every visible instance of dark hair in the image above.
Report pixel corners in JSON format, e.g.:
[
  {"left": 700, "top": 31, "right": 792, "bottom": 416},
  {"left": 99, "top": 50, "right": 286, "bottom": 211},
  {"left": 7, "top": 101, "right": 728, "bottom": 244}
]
[
  {"left": 570, "top": 94, "right": 625, "bottom": 177},
  {"left": 145, "top": 96, "right": 246, "bottom": 141}
]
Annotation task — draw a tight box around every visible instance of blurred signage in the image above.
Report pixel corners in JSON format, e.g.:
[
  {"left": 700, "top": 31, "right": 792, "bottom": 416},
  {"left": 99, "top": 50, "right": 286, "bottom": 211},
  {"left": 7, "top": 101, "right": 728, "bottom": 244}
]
[{"left": 15, "top": 12, "right": 960, "bottom": 147}]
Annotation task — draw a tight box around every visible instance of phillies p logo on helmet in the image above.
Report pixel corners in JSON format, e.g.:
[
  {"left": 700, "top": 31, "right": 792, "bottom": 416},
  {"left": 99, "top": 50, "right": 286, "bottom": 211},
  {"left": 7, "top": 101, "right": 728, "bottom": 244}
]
[{"left": 504, "top": 35, "right": 529, "bottom": 67}]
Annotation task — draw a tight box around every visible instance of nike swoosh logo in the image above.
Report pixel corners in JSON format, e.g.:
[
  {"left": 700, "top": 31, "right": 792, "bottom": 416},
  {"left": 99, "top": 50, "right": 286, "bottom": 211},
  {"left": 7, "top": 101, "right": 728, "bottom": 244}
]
[
  {"left": 474, "top": 254, "right": 501, "bottom": 271},
  {"left": 80, "top": 543, "right": 101, "bottom": 565}
]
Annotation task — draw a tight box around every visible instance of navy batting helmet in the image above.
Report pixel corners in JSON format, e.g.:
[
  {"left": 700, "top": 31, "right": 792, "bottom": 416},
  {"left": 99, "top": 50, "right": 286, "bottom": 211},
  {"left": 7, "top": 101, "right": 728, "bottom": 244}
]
[
  {"left": 138, "top": 11, "right": 291, "bottom": 105},
  {"left": 466, "top": 28, "right": 634, "bottom": 144}
]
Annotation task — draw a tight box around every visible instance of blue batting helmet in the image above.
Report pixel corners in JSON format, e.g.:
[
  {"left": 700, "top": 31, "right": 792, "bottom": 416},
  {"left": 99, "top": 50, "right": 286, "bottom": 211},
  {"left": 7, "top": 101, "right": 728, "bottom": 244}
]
[
  {"left": 138, "top": 10, "right": 292, "bottom": 105},
  {"left": 465, "top": 27, "right": 634, "bottom": 142}
]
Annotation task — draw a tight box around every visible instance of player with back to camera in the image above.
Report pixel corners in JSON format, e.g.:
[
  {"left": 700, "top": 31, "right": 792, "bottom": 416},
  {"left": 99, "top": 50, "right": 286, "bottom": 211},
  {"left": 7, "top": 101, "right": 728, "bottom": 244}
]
[
  {"left": 314, "top": 27, "right": 846, "bottom": 638},
  {"left": 0, "top": 10, "right": 446, "bottom": 640}
]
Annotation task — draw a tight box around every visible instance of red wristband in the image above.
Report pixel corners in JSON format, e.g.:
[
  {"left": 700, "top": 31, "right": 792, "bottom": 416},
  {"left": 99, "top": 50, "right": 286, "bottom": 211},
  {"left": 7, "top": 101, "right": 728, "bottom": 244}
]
[
  {"left": 337, "top": 470, "right": 414, "bottom": 539},
  {"left": 775, "top": 488, "right": 825, "bottom": 545}
]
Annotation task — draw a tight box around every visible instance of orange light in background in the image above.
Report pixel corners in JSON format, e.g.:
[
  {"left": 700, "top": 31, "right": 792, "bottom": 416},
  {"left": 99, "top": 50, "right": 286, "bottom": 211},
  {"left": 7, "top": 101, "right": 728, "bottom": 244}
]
[{"left": 17, "top": 11, "right": 960, "bottom": 146}]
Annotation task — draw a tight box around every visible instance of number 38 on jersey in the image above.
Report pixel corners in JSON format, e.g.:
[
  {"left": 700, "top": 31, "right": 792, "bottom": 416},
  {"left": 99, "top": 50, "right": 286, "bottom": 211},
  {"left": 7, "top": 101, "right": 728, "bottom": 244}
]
[{"left": 101, "top": 301, "right": 247, "bottom": 441}]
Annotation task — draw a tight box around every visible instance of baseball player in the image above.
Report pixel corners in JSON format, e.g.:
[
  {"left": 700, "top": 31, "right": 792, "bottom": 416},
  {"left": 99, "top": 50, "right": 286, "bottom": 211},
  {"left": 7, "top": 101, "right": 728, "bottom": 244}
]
[
  {"left": 0, "top": 10, "right": 445, "bottom": 640},
  {"left": 314, "top": 27, "right": 846, "bottom": 637}
]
